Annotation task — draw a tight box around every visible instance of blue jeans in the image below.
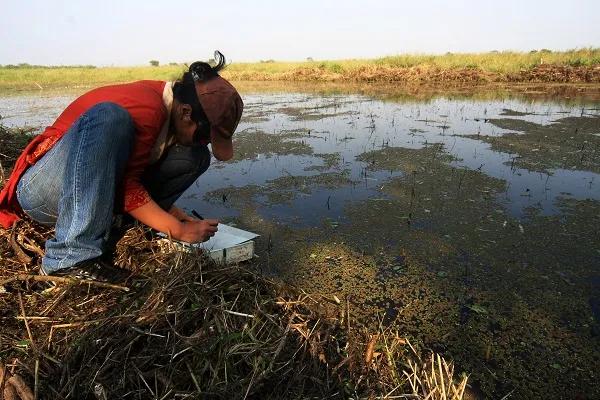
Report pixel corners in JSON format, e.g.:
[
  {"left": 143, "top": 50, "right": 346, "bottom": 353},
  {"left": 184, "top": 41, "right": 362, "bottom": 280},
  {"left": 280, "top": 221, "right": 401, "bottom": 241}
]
[{"left": 16, "top": 102, "right": 210, "bottom": 273}]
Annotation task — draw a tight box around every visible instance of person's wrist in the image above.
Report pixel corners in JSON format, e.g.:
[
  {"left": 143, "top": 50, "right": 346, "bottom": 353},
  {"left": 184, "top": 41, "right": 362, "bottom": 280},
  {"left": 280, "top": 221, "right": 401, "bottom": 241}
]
[
  {"left": 171, "top": 220, "right": 186, "bottom": 240},
  {"left": 169, "top": 206, "right": 181, "bottom": 218}
]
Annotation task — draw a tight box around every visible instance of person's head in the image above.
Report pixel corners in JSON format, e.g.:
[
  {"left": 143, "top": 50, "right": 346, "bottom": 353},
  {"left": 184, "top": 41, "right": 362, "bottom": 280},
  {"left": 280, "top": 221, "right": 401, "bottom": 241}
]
[{"left": 171, "top": 51, "right": 243, "bottom": 161}]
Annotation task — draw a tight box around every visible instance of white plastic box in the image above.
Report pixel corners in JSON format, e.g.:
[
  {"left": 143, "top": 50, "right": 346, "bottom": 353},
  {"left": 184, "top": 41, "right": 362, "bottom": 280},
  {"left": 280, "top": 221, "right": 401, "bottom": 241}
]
[{"left": 159, "top": 224, "right": 259, "bottom": 264}]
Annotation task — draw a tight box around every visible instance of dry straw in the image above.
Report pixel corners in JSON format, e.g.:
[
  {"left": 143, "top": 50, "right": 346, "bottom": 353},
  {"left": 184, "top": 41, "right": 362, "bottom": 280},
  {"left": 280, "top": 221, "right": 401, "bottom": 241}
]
[{"left": 0, "top": 123, "right": 469, "bottom": 399}]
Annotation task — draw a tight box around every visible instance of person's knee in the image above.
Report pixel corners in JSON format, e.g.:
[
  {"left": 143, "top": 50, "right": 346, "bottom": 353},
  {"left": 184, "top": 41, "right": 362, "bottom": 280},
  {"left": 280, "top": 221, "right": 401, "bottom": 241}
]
[
  {"left": 193, "top": 145, "right": 211, "bottom": 175},
  {"left": 167, "top": 145, "right": 211, "bottom": 176}
]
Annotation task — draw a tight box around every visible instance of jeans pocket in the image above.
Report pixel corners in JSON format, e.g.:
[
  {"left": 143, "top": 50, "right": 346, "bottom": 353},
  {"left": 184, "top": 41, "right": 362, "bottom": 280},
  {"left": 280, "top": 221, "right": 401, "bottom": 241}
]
[{"left": 21, "top": 204, "right": 58, "bottom": 227}]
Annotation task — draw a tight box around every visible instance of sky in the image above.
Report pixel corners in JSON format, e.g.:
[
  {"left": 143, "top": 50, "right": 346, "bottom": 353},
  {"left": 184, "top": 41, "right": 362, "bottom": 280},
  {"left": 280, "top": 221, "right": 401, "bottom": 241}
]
[{"left": 2, "top": 0, "right": 599, "bottom": 67}]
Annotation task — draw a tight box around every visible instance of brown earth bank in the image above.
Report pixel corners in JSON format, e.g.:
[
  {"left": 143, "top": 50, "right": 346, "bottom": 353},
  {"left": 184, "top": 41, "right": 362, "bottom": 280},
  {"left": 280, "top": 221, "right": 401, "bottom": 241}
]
[{"left": 225, "top": 65, "right": 600, "bottom": 84}]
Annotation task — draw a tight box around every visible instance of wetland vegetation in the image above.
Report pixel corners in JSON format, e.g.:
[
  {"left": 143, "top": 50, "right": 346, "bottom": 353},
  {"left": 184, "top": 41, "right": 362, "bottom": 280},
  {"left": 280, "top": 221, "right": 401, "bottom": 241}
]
[
  {"left": 1, "top": 80, "right": 600, "bottom": 399},
  {"left": 1, "top": 48, "right": 599, "bottom": 90}
]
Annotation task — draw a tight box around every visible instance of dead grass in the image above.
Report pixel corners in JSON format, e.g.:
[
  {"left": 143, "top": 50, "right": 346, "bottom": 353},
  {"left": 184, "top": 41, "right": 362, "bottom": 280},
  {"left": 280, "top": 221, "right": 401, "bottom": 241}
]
[
  {"left": 0, "top": 124, "right": 35, "bottom": 182},
  {"left": 223, "top": 64, "right": 600, "bottom": 84},
  {"left": 0, "top": 222, "right": 470, "bottom": 399},
  {"left": 0, "top": 124, "right": 469, "bottom": 399}
]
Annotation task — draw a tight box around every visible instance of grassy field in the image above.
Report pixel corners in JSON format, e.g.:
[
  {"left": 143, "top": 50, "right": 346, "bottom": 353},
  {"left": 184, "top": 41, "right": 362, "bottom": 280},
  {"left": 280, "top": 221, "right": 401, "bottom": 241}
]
[
  {"left": 227, "top": 47, "right": 600, "bottom": 73},
  {"left": 1, "top": 48, "right": 599, "bottom": 89}
]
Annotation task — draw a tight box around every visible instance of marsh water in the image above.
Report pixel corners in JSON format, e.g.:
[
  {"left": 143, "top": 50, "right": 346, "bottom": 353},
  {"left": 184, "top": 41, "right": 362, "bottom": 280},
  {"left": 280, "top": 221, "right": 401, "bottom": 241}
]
[{"left": 1, "top": 84, "right": 599, "bottom": 398}]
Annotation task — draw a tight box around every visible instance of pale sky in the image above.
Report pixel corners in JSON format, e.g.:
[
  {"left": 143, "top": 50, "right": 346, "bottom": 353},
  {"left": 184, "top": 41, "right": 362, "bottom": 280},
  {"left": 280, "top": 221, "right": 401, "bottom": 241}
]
[{"left": 2, "top": 0, "right": 599, "bottom": 66}]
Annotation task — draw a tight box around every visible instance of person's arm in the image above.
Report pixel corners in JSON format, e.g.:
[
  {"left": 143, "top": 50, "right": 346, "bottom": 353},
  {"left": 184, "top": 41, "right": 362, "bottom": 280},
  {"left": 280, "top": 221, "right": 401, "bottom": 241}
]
[
  {"left": 129, "top": 199, "right": 218, "bottom": 243},
  {"left": 168, "top": 204, "right": 195, "bottom": 222}
]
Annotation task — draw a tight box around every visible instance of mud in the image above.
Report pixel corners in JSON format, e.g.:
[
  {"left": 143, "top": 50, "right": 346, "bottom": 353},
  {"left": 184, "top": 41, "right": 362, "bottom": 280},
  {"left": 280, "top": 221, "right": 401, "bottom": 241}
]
[
  {"left": 279, "top": 106, "right": 355, "bottom": 121},
  {"left": 464, "top": 114, "right": 600, "bottom": 174},
  {"left": 240, "top": 142, "right": 599, "bottom": 398},
  {"left": 205, "top": 171, "right": 353, "bottom": 207},
  {"left": 229, "top": 128, "right": 314, "bottom": 161}
]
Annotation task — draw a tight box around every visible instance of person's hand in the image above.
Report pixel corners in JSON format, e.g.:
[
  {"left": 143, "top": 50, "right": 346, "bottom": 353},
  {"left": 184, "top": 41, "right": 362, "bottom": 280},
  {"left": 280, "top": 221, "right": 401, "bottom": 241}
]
[{"left": 175, "top": 219, "right": 219, "bottom": 243}]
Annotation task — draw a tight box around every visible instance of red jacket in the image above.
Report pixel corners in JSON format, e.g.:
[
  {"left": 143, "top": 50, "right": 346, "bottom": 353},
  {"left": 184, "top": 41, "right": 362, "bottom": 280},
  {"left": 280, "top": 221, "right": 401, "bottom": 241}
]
[{"left": 0, "top": 80, "right": 168, "bottom": 228}]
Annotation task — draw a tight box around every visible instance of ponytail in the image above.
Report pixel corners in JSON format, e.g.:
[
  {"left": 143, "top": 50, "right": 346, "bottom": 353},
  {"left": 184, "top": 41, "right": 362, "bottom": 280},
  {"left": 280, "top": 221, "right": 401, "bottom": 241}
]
[{"left": 173, "top": 51, "right": 228, "bottom": 123}]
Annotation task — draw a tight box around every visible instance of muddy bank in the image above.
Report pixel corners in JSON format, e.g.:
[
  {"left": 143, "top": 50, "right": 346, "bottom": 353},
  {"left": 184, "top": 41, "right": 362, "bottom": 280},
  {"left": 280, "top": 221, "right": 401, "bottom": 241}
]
[
  {"left": 228, "top": 128, "right": 315, "bottom": 161},
  {"left": 463, "top": 114, "right": 600, "bottom": 174},
  {"left": 226, "top": 64, "right": 600, "bottom": 84},
  {"left": 226, "top": 141, "right": 600, "bottom": 399}
]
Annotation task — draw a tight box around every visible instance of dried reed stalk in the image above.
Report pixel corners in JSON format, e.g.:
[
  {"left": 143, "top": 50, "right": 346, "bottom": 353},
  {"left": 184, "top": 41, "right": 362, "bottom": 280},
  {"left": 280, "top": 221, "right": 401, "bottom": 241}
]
[
  {"left": 0, "top": 275, "right": 130, "bottom": 292},
  {"left": 401, "top": 340, "right": 468, "bottom": 400}
]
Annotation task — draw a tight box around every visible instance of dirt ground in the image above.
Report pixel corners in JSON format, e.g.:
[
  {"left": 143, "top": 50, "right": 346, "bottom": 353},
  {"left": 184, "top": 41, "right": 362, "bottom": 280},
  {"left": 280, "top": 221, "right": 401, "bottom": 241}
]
[
  {"left": 226, "top": 65, "right": 600, "bottom": 84},
  {"left": 463, "top": 114, "right": 600, "bottom": 174}
]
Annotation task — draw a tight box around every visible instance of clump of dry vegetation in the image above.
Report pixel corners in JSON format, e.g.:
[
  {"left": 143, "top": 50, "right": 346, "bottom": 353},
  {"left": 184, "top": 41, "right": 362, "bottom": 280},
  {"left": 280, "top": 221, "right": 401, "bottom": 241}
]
[
  {"left": 0, "top": 124, "right": 468, "bottom": 399},
  {"left": 1, "top": 223, "right": 468, "bottom": 399}
]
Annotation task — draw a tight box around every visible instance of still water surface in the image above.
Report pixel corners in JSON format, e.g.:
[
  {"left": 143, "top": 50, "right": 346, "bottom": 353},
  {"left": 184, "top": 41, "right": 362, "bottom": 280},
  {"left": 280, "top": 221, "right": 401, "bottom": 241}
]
[{"left": 1, "top": 89, "right": 598, "bottom": 224}]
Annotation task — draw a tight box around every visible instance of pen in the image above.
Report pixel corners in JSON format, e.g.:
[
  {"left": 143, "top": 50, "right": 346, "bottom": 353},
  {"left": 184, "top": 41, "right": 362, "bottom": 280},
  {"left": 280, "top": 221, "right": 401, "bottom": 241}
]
[{"left": 191, "top": 210, "right": 204, "bottom": 220}]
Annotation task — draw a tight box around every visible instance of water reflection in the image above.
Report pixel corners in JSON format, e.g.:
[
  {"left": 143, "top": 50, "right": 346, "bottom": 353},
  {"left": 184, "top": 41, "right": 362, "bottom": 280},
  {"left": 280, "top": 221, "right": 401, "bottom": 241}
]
[
  {"left": 183, "top": 94, "right": 600, "bottom": 224},
  {"left": 1, "top": 90, "right": 599, "bottom": 225},
  {"left": 0, "top": 93, "right": 78, "bottom": 128}
]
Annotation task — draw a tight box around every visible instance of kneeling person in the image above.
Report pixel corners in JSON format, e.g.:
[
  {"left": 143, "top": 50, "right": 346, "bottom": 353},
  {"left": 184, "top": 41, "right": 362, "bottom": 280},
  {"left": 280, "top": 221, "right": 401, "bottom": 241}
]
[{"left": 0, "top": 52, "right": 243, "bottom": 284}]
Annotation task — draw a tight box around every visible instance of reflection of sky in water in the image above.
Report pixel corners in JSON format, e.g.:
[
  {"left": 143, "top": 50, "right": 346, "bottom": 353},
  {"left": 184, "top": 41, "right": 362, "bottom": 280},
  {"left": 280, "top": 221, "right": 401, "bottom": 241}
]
[
  {"left": 0, "top": 93, "right": 78, "bottom": 129},
  {"left": 182, "top": 94, "right": 600, "bottom": 225},
  {"left": 2, "top": 91, "right": 599, "bottom": 226}
]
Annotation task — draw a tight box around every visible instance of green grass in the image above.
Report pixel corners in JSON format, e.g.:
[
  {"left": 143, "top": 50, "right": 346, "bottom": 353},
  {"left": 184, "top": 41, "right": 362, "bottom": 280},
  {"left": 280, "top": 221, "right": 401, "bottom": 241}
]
[
  {"left": 0, "top": 65, "right": 185, "bottom": 89},
  {"left": 1, "top": 48, "right": 598, "bottom": 89}
]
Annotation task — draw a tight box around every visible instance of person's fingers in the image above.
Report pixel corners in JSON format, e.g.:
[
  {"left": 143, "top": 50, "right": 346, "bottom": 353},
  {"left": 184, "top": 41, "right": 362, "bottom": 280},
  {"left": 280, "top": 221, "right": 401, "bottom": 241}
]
[{"left": 202, "top": 231, "right": 216, "bottom": 241}]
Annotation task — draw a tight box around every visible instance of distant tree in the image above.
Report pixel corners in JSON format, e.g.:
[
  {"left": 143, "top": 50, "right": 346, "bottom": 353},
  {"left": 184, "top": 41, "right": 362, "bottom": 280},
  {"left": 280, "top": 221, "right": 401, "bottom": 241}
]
[
  {"left": 540, "top": 49, "right": 552, "bottom": 54},
  {"left": 306, "top": 56, "right": 314, "bottom": 62},
  {"left": 168, "top": 62, "right": 178, "bottom": 66},
  {"left": 149, "top": 60, "right": 160, "bottom": 67},
  {"left": 490, "top": 50, "right": 499, "bottom": 54}
]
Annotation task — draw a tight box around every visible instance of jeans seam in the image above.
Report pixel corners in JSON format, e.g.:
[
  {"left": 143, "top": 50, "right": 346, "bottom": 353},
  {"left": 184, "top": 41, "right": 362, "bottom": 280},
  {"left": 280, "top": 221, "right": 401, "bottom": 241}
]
[{"left": 60, "top": 113, "right": 89, "bottom": 269}]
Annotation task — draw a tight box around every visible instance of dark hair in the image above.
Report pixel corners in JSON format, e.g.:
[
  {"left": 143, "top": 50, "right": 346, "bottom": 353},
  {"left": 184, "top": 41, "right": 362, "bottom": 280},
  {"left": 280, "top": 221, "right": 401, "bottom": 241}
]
[{"left": 172, "top": 51, "right": 227, "bottom": 124}]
